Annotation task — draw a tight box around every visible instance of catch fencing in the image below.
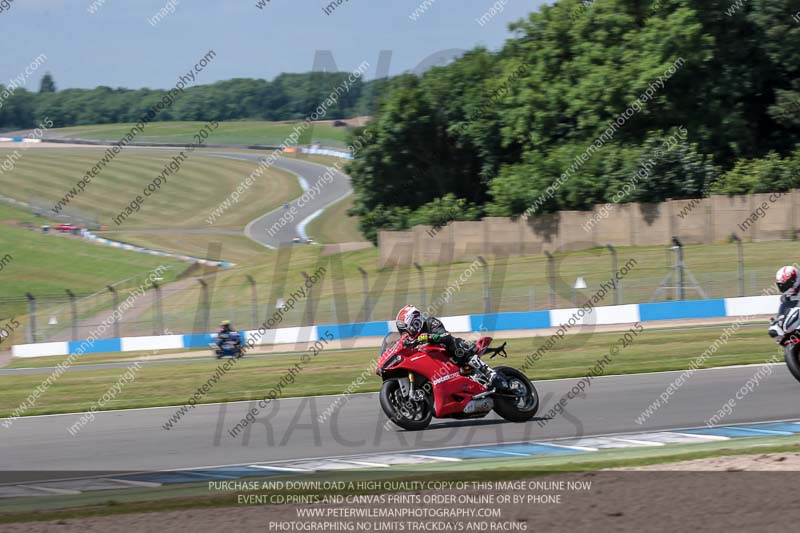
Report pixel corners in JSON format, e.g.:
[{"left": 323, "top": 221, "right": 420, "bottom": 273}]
[{"left": 3, "top": 240, "right": 787, "bottom": 345}]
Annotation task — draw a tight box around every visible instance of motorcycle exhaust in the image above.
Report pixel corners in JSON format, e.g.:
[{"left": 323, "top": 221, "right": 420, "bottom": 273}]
[{"left": 463, "top": 397, "right": 494, "bottom": 415}]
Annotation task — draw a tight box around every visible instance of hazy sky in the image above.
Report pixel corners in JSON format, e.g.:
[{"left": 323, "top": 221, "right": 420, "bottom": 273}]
[{"left": 0, "top": 0, "right": 549, "bottom": 91}]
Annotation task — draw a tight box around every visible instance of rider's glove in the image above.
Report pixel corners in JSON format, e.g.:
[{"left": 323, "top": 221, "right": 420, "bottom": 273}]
[{"left": 403, "top": 337, "right": 419, "bottom": 348}]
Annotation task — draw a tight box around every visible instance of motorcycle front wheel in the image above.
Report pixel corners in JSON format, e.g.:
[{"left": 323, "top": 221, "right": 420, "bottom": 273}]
[{"left": 379, "top": 379, "right": 433, "bottom": 431}]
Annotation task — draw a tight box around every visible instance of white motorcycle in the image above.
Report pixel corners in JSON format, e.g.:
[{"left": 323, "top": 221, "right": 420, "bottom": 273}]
[{"left": 768, "top": 306, "right": 800, "bottom": 383}]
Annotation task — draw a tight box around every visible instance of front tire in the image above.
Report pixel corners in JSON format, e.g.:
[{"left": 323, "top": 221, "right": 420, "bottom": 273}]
[
  {"left": 784, "top": 344, "right": 800, "bottom": 383},
  {"left": 379, "top": 379, "right": 433, "bottom": 431},
  {"left": 493, "top": 366, "right": 539, "bottom": 422}
]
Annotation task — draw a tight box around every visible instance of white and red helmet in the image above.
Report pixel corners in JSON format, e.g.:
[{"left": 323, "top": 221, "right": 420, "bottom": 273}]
[
  {"left": 776, "top": 266, "right": 798, "bottom": 293},
  {"left": 396, "top": 305, "right": 423, "bottom": 337}
]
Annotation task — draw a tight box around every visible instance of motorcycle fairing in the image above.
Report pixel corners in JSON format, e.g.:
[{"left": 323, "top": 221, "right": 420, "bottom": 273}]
[{"left": 380, "top": 342, "right": 488, "bottom": 417}]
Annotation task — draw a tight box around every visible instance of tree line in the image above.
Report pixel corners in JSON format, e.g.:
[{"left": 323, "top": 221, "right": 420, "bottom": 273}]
[{"left": 0, "top": 72, "right": 379, "bottom": 130}]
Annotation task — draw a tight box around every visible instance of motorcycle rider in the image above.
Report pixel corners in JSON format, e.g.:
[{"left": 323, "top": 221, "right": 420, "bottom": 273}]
[
  {"left": 216, "top": 320, "right": 241, "bottom": 351},
  {"left": 769, "top": 266, "right": 800, "bottom": 341},
  {"left": 395, "top": 305, "right": 508, "bottom": 390}
]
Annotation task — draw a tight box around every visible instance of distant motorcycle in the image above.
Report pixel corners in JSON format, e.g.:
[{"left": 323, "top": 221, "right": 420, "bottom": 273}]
[
  {"left": 210, "top": 331, "right": 243, "bottom": 359},
  {"left": 769, "top": 308, "right": 800, "bottom": 383},
  {"left": 376, "top": 333, "right": 539, "bottom": 431}
]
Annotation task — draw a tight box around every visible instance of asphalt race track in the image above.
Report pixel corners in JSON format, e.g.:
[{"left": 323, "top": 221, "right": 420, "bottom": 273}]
[
  {"left": 203, "top": 151, "right": 353, "bottom": 248},
  {"left": 2, "top": 364, "right": 798, "bottom": 475}
]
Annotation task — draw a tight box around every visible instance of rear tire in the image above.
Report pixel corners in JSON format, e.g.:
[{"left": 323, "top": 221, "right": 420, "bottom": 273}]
[
  {"left": 493, "top": 366, "right": 539, "bottom": 422},
  {"left": 380, "top": 379, "right": 433, "bottom": 431},
  {"left": 784, "top": 344, "right": 800, "bottom": 383}
]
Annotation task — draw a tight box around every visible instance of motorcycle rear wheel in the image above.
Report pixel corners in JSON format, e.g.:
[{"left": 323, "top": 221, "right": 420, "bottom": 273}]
[
  {"left": 492, "top": 366, "right": 539, "bottom": 422},
  {"left": 784, "top": 343, "right": 800, "bottom": 384},
  {"left": 380, "top": 379, "right": 433, "bottom": 431}
]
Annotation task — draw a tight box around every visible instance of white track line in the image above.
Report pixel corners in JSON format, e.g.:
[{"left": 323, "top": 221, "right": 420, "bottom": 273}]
[
  {"left": 410, "top": 454, "right": 462, "bottom": 462},
  {"left": 110, "top": 478, "right": 163, "bottom": 488},
  {"left": 537, "top": 442, "right": 599, "bottom": 452},
  {"left": 335, "top": 459, "right": 390, "bottom": 468},
  {"left": 474, "top": 449, "right": 530, "bottom": 457},
  {"left": 606, "top": 437, "right": 665, "bottom": 447},
  {"left": 297, "top": 191, "right": 352, "bottom": 240},
  {"left": 248, "top": 465, "right": 311, "bottom": 473},
  {"left": 727, "top": 426, "right": 792, "bottom": 435},
  {"left": 26, "top": 485, "right": 81, "bottom": 495},
  {"left": 669, "top": 432, "right": 731, "bottom": 441}
]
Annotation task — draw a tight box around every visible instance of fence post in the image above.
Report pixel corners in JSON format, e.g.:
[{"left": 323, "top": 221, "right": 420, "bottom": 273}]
[
  {"left": 478, "top": 256, "right": 491, "bottom": 314},
  {"left": 606, "top": 244, "right": 620, "bottom": 305},
  {"left": 107, "top": 285, "right": 120, "bottom": 338},
  {"left": 545, "top": 252, "right": 556, "bottom": 309},
  {"left": 246, "top": 275, "right": 258, "bottom": 329},
  {"left": 26, "top": 292, "right": 36, "bottom": 343},
  {"left": 358, "top": 267, "right": 371, "bottom": 321},
  {"left": 198, "top": 279, "right": 209, "bottom": 333},
  {"left": 65, "top": 289, "right": 78, "bottom": 341},
  {"left": 153, "top": 282, "right": 164, "bottom": 335},
  {"left": 301, "top": 271, "right": 314, "bottom": 325},
  {"left": 414, "top": 263, "right": 426, "bottom": 310},
  {"left": 673, "top": 238, "right": 685, "bottom": 300},
  {"left": 732, "top": 234, "right": 744, "bottom": 297}
]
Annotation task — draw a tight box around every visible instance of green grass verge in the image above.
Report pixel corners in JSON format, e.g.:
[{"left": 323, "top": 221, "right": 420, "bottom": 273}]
[
  {"left": 1, "top": 435, "right": 798, "bottom": 523},
  {"left": 0, "top": 203, "right": 186, "bottom": 319},
  {"left": 96, "top": 232, "right": 270, "bottom": 265},
  {"left": 0, "top": 147, "right": 300, "bottom": 231},
  {"left": 48, "top": 120, "right": 351, "bottom": 148},
  {"left": 0, "top": 324, "right": 780, "bottom": 417},
  {"left": 306, "top": 193, "right": 363, "bottom": 244}
]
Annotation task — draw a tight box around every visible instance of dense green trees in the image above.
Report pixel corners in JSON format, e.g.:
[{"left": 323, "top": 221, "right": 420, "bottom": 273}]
[
  {"left": 0, "top": 72, "right": 373, "bottom": 131},
  {"left": 38, "top": 73, "right": 56, "bottom": 93},
  {"left": 347, "top": 0, "right": 800, "bottom": 242}
]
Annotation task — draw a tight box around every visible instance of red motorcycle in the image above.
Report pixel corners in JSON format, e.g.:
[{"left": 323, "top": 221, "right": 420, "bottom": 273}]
[{"left": 376, "top": 333, "right": 539, "bottom": 430}]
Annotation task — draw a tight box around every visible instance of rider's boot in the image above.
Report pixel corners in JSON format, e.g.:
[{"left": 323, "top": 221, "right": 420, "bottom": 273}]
[{"left": 467, "top": 354, "right": 508, "bottom": 391}]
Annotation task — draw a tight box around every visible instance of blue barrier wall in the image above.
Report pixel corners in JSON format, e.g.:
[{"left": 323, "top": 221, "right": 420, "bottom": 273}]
[{"left": 12, "top": 296, "right": 779, "bottom": 358}]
